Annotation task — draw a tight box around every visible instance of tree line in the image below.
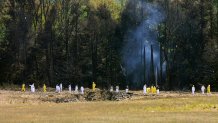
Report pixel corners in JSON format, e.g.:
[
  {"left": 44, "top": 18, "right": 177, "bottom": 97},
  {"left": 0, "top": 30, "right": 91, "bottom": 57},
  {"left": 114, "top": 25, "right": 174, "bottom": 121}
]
[{"left": 0, "top": 0, "right": 218, "bottom": 90}]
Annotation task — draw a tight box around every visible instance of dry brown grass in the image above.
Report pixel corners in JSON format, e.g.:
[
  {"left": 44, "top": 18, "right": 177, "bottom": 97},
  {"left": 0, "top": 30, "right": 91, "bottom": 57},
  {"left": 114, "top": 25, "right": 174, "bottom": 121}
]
[{"left": 0, "top": 90, "right": 218, "bottom": 123}]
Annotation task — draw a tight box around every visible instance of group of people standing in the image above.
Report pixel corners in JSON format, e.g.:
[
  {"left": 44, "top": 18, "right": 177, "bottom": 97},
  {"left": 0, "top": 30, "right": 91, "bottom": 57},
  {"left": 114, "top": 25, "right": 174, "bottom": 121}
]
[
  {"left": 22, "top": 83, "right": 47, "bottom": 93},
  {"left": 143, "top": 84, "right": 160, "bottom": 95},
  {"left": 55, "top": 83, "right": 85, "bottom": 94},
  {"left": 21, "top": 82, "right": 212, "bottom": 96},
  {"left": 192, "top": 85, "right": 211, "bottom": 95},
  {"left": 109, "top": 86, "right": 122, "bottom": 93},
  {"left": 21, "top": 82, "right": 96, "bottom": 94}
]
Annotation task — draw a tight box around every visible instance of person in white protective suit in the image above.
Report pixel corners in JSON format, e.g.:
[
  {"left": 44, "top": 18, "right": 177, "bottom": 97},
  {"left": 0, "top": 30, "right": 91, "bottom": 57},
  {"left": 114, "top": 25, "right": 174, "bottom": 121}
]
[
  {"left": 143, "top": 84, "right": 147, "bottom": 94},
  {"left": 116, "top": 86, "right": 119, "bottom": 93},
  {"left": 126, "top": 85, "right": 129, "bottom": 93},
  {"left": 156, "top": 86, "right": 160, "bottom": 95},
  {"left": 75, "top": 85, "right": 78, "bottom": 94},
  {"left": 69, "top": 84, "right": 71, "bottom": 93},
  {"left": 29, "top": 83, "right": 35, "bottom": 93},
  {"left": 80, "top": 86, "right": 84, "bottom": 94},
  {"left": 192, "top": 85, "right": 195, "bottom": 95},
  {"left": 201, "top": 85, "right": 205, "bottom": 94},
  {"left": 56, "top": 84, "right": 60, "bottom": 93},
  {"left": 110, "top": 86, "right": 113, "bottom": 92},
  {"left": 60, "top": 83, "right": 63, "bottom": 92}
]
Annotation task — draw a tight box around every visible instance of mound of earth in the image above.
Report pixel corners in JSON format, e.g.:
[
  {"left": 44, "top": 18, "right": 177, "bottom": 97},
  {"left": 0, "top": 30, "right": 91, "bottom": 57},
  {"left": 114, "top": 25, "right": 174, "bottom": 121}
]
[
  {"left": 41, "top": 90, "right": 133, "bottom": 103},
  {"left": 1, "top": 90, "right": 216, "bottom": 104},
  {"left": 86, "top": 90, "right": 133, "bottom": 101}
]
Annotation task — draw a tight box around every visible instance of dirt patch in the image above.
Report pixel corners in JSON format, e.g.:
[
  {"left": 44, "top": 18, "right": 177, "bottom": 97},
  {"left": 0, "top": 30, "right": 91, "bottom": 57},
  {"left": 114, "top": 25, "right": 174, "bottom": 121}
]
[
  {"left": 86, "top": 90, "right": 133, "bottom": 101},
  {"left": 41, "top": 94, "right": 81, "bottom": 103},
  {"left": 41, "top": 90, "right": 133, "bottom": 103},
  {"left": 0, "top": 90, "right": 217, "bottom": 104}
]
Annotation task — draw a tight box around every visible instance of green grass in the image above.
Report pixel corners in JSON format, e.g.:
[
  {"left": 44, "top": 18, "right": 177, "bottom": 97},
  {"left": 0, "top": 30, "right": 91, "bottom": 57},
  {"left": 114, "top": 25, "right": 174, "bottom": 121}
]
[{"left": 0, "top": 96, "right": 218, "bottom": 123}]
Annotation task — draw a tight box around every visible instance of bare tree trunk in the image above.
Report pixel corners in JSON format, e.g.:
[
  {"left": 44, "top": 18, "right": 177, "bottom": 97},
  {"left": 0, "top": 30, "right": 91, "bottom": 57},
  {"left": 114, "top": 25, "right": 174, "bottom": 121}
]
[
  {"left": 64, "top": 6, "right": 70, "bottom": 82},
  {"left": 200, "top": 0, "right": 205, "bottom": 47},
  {"left": 91, "top": 33, "right": 97, "bottom": 82},
  {"left": 159, "top": 44, "right": 163, "bottom": 86},
  {"left": 209, "top": 0, "right": 214, "bottom": 39},
  {"left": 163, "top": 0, "right": 171, "bottom": 90},
  {"left": 46, "top": 48, "right": 51, "bottom": 85},
  {"left": 50, "top": 30, "right": 54, "bottom": 86},
  {"left": 150, "top": 45, "right": 155, "bottom": 86},
  {"left": 143, "top": 45, "right": 146, "bottom": 84}
]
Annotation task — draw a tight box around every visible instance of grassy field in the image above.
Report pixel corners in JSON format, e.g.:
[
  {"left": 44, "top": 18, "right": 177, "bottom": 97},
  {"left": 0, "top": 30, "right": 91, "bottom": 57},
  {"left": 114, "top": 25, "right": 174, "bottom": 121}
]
[{"left": 0, "top": 91, "right": 218, "bottom": 123}]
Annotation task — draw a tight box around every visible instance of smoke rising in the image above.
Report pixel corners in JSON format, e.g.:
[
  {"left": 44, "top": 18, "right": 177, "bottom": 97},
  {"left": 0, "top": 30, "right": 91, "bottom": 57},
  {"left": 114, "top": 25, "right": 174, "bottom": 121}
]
[{"left": 122, "top": 1, "right": 165, "bottom": 88}]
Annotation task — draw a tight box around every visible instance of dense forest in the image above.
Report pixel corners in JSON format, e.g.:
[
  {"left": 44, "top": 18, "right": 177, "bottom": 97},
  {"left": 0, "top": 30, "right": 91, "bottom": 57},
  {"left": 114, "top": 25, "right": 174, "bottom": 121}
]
[{"left": 0, "top": 0, "right": 218, "bottom": 90}]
